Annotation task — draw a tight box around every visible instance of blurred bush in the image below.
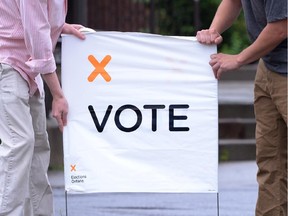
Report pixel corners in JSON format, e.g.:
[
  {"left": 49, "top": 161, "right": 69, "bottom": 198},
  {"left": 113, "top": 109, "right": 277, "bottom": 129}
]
[{"left": 148, "top": 0, "right": 250, "bottom": 54}]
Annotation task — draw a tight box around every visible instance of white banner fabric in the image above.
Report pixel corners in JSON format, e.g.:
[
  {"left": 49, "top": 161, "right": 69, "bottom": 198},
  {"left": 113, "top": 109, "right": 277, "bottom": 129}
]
[{"left": 61, "top": 32, "right": 218, "bottom": 194}]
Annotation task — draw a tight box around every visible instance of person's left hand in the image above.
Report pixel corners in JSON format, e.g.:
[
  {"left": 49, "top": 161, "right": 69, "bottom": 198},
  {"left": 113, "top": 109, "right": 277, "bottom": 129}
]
[
  {"left": 62, "top": 23, "right": 86, "bottom": 40},
  {"left": 209, "top": 53, "right": 242, "bottom": 79}
]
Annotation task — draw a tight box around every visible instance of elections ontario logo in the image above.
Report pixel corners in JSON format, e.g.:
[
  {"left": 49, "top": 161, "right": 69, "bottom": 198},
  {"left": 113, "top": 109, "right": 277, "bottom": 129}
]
[{"left": 69, "top": 164, "right": 88, "bottom": 184}]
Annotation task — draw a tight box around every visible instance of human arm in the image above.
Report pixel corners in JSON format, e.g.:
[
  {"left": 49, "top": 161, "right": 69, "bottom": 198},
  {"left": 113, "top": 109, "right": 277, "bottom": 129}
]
[
  {"left": 196, "top": 0, "right": 242, "bottom": 45},
  {"left": 42, "top": 73, "right": 68, "bottom": 132},
  {"left": 18, "top": 0, "right": 69, "bottom": 131},
  {"left": 210, "top": 19, "right": 287, "bottom": 79},
  {"left": 18, "top": 0, "right": 57, "bottom": 74}
]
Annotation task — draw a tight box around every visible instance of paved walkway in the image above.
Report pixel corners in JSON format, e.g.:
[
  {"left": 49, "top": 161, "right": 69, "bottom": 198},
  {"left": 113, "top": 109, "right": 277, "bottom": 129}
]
[{"left": 49, "top": 161, "right": 258, "bottom": 216}]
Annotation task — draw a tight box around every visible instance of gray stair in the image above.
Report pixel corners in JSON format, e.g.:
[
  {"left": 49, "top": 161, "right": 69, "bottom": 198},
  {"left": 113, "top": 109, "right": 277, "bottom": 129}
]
[
  {"left": 219, "top": 139, "right": 256, "bottom": 161},
  {"left": 219, "top": 117, "right": 255, "bottom": 139},
  {"left": 218, "top": 63, "right": 257, "bottom": 161},
  {"left": 218, "top": 109, "right": 256, "bottom": 161}
]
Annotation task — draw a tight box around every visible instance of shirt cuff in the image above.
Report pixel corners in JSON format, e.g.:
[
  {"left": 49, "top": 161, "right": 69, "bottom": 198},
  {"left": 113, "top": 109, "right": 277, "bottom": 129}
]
[{"left": 25, "top": 56, "right": 56, "bottom": 75}]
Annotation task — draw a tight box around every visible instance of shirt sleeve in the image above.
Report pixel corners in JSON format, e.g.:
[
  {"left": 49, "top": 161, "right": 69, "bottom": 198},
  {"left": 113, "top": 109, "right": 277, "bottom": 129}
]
[
  {"left": 265, "top": 0, "right": 287, "bottom": 23},
  {"left": 18, "top": 0, "right": 56, "bottom": 75}
]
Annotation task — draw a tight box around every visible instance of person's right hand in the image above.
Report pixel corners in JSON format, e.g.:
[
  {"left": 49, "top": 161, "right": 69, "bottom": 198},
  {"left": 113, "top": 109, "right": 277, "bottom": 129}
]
[
  {"left": 52, "top": 96, "right": 68, "bottom": 132},
  {"left": 196, "top": 28, "right": 223, "bottom": 45}
]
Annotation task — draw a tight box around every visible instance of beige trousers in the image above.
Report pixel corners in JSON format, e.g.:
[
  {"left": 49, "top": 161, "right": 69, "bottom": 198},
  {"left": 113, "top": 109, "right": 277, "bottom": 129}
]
[
  {"left": 254, "top": 60, "right": 287, "bottom": 216},
  {"left": 0, "top": 64, "right": 53, "bottom": 216}
]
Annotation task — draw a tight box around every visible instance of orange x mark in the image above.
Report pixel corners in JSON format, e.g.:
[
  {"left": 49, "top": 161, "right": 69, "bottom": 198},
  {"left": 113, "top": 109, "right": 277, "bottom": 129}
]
[
  {"left": 70, "top": 164, "right": 76, "bottom": 172},
  {"left": 88, "top": 55, "right": 112, "bottom": 82}
]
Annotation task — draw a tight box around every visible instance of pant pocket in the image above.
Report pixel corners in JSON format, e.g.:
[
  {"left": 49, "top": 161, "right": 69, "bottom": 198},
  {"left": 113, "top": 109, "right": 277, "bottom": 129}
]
[{"left": 0, "top": 65, "right": 29, "bottom": 101}]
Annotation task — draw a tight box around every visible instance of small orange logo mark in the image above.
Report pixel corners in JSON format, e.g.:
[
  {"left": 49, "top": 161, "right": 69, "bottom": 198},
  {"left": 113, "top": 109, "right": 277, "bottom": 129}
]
[
  {"left": 70, "top": 164, "right": 76, "bottom": 172},
  {"left": 88, "top": 55, "right": 112, "bottom": 82}
]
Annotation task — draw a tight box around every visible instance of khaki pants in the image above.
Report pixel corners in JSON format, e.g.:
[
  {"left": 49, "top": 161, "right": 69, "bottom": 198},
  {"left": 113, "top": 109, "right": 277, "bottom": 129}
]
[
  {"left": 254, "top": 60, "right": 287, "bottom": 216},
  {"left": 0, "top": 64, "right": 53, "bottom": 216}
]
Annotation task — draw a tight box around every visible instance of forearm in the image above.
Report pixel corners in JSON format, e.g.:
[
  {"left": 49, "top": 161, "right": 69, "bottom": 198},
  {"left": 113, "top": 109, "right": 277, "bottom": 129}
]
[
  {"left": 210, "top": 0, "right": 242, "bottom": 33},
  {"left": 42, "top": 72, "right": 64, "bottom": 99},
  {"left": 42, "top": 72, "right": 68, "bottom": 131},
  {"left": 237, "top": 19, "right": 287, "bottom": 65}
]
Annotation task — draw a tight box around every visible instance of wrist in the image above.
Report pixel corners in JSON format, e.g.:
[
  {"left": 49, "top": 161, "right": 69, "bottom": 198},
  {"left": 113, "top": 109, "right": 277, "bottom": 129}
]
[
  {"left": 42, "top": 72, "right": 65, "bottom": 99},
  {"left": 52, "top": 90, "right": 65, "bottom": 100},
  {"left": 236, "top": 52, "right": 247, "bottom": 67}
]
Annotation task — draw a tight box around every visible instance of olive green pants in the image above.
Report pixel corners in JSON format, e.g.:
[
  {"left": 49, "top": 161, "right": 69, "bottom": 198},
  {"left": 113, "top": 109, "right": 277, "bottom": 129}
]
[{"left": 254, "top": 59, "right": 287, "bottom": 216}]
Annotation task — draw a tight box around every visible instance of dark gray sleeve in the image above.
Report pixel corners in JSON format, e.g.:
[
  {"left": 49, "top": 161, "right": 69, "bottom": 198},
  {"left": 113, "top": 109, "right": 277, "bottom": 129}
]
[{"left": 265, "top": 0, "right": 287, "bottom": 22}]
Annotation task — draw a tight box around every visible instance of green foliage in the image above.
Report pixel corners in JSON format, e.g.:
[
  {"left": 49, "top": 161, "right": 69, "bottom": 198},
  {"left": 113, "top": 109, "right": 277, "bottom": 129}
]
[
  {"left": 153, "top": 0, "right": 250, "bottom": 54},
  {"left": 199, "top": 0, "right": 221, "bottom": 29},
  {"left": 155, "top": 1, "right": 195, "bottom": 35}
]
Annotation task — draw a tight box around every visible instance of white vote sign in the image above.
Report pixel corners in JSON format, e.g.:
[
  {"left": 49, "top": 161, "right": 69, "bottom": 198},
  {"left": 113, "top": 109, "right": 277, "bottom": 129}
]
[{"left": 61, "top": 32, "right": 218, "bottom": 194}]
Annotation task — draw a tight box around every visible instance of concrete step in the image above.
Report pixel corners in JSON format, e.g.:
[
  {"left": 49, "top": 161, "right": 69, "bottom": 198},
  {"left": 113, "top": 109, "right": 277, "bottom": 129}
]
[
  {"left": 219, "top": 118, "right": 255, "bottom": 139},
  {"left": 217, "top": 78, "right": 256, "bottom": 161},
  {"left": 218, "top": 81, "right": 255, "bottom": 128},
  {"left": 219, "top": 139, "right": 256, "bottom": 161},
  {"left": 219, "top": 104, "right": 255, "bottom": 119},
  {"left": 218, "top": 105, "right": 256, "bottom": 161}
]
